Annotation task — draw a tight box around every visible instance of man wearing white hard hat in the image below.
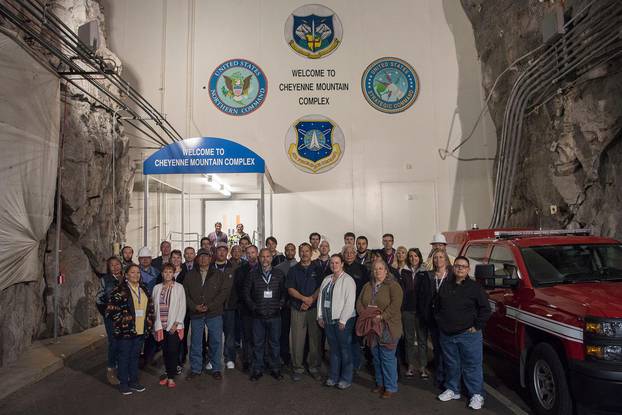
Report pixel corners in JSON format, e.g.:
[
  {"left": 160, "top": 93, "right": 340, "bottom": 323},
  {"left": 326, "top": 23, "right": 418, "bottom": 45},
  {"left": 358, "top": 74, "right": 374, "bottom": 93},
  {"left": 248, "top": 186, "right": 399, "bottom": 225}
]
[
  {"left": 137, "top": 247, "right": 160, "bottom": 295},
  {"left": 424, "top": 234, "right": 455, "bottom": 271}
]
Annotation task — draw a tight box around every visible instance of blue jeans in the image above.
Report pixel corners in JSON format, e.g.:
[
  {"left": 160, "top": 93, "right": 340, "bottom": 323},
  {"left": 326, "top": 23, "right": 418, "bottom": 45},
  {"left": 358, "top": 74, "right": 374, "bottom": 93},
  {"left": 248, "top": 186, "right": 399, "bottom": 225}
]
[
  {"left": 104, "top": 317, "right": 118, "bottom": 368},
  {"left": 351, "top": 334, "right": 362, "bottom": 371},
  {"left": 440, "top": 330, "right": 484, "bottom": 397},
  {"left": 325, "top": 318, "right": 354, "bottom": 385},
  {"left": 223, "top": 309, "right": 237, "bottom": 363},
  {"left": 371, "top": 343, "right": 399, "bottom": 392},
  {"left": 190, "top": 315, "right": 223, "bottom": 374},
  {"left": 252, "top": 317, "right": 281, "bottom": 373},
  {"left": 117, "top": 336, "right": 144, "bottom": 387}
]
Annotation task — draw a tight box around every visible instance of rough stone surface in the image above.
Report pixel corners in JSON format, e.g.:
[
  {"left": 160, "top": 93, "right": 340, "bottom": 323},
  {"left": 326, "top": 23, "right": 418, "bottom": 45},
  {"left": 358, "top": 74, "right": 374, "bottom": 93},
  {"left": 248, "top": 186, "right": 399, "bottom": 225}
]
[
  {"left": 0, "top": 0, "right": 134, "bottom": 365},
  {"left": 461, "top": 0, "right": 622, "bottom": 235}
]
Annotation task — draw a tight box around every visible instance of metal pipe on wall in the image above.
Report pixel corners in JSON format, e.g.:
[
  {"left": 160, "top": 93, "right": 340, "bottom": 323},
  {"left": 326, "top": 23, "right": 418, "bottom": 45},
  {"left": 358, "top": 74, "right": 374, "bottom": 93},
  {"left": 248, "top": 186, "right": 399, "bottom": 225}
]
[{"left": 143, "top": 175, "right": 149, "bottom": 247}]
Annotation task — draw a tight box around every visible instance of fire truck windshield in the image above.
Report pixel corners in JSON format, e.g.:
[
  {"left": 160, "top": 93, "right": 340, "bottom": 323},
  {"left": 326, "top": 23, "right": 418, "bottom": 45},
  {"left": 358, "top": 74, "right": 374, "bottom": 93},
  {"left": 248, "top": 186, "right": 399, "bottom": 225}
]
[{"left": 521, "top": 244, "right": 622, "bottom": 286}]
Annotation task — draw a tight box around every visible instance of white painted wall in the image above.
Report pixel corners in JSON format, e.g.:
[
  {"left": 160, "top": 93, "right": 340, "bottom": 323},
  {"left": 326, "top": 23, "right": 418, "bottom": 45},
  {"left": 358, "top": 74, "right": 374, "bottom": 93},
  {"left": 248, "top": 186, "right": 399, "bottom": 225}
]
[{"left": 106, "top": 0, "right": 496, "bottom": 258}]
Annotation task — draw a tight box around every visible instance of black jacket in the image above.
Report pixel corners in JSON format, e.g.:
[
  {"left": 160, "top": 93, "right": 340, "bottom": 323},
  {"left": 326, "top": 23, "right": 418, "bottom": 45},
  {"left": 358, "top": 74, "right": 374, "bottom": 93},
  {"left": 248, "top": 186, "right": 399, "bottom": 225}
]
[
  {"left": 244, "top": 266, "right": 286, "bottom": 319},
  {"left": 235, "top": 261, "right": 259, "bottom": 316},
  {"left": 312, "top": 257, "right": 332, "bottom": 278},
  {"left": 415, "top": 270, "right": 453, "bottom": 327},
  {"left": 397, "top": 268, "right": 417, "bottom": 312},
  {"left": 434, "top": 275, "right": 491, "bottom": 335},
  {"left": 344, "top": 261, "right": 369, "bottom": 300}
]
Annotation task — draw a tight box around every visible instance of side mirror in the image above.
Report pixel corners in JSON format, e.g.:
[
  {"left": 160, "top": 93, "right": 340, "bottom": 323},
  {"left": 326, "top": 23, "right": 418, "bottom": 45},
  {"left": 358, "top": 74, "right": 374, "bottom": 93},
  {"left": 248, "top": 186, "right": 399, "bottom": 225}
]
[{"left": 475, "top": 263, "right": 519, "bottom": 289}]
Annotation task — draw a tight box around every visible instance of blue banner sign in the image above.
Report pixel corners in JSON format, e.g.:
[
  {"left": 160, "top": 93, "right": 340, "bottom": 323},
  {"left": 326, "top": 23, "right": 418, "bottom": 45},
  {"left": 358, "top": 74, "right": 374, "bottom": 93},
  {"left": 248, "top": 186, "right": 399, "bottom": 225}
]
[{"left": 143, "top": 137, "right": 265, "bottom": 175}]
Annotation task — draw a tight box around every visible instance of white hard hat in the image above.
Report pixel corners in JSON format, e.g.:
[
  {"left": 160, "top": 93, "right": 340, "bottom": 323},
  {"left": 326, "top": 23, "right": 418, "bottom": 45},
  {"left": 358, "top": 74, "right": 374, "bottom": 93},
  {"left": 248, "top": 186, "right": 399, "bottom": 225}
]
[
  {"left": 138, "top": 246, "right": 153, "bottom": 257},
  {"left": 430, "top": 233, "right": 447, "bottom": 245}
]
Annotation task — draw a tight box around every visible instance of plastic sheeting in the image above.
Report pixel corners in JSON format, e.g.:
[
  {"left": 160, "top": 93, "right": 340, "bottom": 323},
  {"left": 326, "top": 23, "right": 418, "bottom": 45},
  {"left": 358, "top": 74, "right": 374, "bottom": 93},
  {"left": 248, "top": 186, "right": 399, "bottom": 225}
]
[{"left": 0, "top": 32, "right": 59, "bottom": 291}]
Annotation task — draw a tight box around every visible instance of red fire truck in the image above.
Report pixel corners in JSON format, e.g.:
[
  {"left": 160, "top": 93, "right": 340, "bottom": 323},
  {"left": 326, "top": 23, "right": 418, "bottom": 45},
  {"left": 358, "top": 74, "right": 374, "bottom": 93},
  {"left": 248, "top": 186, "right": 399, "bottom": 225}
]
[{"left": 444, "top": 228, "right": 622, "bottom": 415}]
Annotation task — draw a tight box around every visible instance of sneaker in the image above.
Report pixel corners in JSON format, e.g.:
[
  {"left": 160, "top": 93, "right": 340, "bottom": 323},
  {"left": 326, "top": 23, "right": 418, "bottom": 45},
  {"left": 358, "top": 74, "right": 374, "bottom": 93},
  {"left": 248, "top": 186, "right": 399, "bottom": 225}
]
[
  {"left": 226, "top": 361, "right": 235, "bottom": 370},
  {"left": 309, "top": 371, "right": 322, "bottom": 381},
  {"left": 167, "top": 380, "right": 177, "bottom": 389},
  {"left": 469, "top": 394, "right": 484, "bottom": 410},
  {"left": 205, "top": 362, "right": 213, "bottom": 371},
  {"left": 119, "top": 385, "right": 132, "bottom": 395},
  {"left": 212, "top": 371, "right": 222, "bottom": 380},
  {"left": 438, "top": 389, "right": 461, "bottom": 402},
  {"left": 129, "top": 383, "right": 146, "bottom": 392},
  {"left": 107, "top": 368, "right": 120, "bottom": 386},
  {"left": 324, "top": 379, "right": 337, "bottom": 387},
  {"left": 250, "top": 372, "right": 263, "bottom": 381},
  {"left": 270, "top": 371, "right": 284, "bottom": 380},
  {"left": 291, "top": 372, "right": 302, "bottom": 382},
  {"left": 186, "top": 372, "right": 201, "bottom": 380},
  {"left": 336, "top": 381, "right": 352, "bottom": 390},
  {"left": 176, "top": 365, "right": 183, "bottom": 375},
  {"left": 159, "top": 378, "right": 168, "bottom": 386}
]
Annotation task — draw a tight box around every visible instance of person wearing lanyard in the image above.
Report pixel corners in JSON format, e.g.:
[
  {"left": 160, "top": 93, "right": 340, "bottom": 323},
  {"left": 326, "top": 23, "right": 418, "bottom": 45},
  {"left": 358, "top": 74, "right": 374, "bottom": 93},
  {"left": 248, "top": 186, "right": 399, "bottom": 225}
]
[
  {"left": 106, "top": 264, "right": 154, "bottom": 395},
  {"left": 356, "top": 260, "right": 403, "bottom": 399},
  {"left": 313, "top": 240, "right": 332, "bottom": 278},
  {"left": 286, "top": 242, "right": 324, "bottom": 381},
  {"left": 244, "top": 248, "right": 286, "bottom": 381},
  {"left": 416, "top": 247, "right": 453, "bottom": 389},
  {"left": 317, "top": 254, "right": 356, "bottom": 389}
]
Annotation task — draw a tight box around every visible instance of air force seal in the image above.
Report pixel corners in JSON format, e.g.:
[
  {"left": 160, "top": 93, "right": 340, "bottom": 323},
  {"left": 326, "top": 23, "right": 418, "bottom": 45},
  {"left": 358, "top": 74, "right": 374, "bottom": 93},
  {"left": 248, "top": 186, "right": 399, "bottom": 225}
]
[
  {"left": 285, "top": 4, "right": 343, "bottom": 59},
  {"left": 362, "top": 57, "right": 419, "bottom": 114},
  {"left": 208, "top": 59, "right": 267, "bottom": 116},
  {"left": 285, "top": 115, "right": 345, "bottom": 174}
]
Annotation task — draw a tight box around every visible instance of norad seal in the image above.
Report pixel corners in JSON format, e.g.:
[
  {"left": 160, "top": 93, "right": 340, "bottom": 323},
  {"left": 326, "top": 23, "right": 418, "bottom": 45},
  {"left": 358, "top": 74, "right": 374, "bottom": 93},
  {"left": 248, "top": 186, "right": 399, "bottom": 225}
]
[
  {"left": 362, "top": 57, "right": 419, "bottom": 114},
  {"left": 208, "top": 59, "right": 267, "bottom": 116},
  {"left": 285, "top": 114, "right": 345, "bottom": 174},
  {"left": 285, "top": 4, "right": 343, "bottom": 59}
]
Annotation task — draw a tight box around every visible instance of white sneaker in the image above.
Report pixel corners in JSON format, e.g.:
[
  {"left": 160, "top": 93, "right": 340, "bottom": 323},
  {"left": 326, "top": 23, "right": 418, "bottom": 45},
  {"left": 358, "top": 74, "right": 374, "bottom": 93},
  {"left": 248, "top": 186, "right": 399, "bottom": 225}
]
[
  {"left": 205, "top": 362, "right": 213, "bottom": 371},
  {"left": 226, "top": 361, "right": 235, "bottom": 369},
  {"left": 469, "top": 394, "right": 484, "bottom": 410},
  {"left": 438, "top": 389, "right": 461, "bottom": 402}
]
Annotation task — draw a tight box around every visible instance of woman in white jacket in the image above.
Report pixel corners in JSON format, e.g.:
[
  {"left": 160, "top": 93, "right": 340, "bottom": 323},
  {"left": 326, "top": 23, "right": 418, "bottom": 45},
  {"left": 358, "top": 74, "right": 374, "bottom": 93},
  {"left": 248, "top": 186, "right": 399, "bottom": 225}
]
[
  {"left": 152, "top": 263, "right": 186, "bottom": 388},
  {"left": 317, "top": 253, "right": 357, "bottom": 390}
]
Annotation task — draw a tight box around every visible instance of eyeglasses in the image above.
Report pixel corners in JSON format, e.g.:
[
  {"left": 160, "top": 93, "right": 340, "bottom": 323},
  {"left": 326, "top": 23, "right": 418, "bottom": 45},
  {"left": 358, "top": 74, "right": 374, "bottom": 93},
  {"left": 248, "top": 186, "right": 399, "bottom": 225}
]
[{"left": 453, "top": 264, "right": 469, "bottom": 270}]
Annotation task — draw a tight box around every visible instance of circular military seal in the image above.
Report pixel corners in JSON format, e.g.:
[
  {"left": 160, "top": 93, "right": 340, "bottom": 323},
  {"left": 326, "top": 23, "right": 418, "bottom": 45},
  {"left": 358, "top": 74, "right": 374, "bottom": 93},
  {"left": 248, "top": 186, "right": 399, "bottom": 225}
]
[
  {"left": 284, "top": 4, "right": 343, "bottom": 59},
  {"left": 361, "top": 57, "right": 419, "bottom": 114},
  {"left": 284, "top": 114, "right": 345, "bottom": 174},
  {"left": 208, "top": 59, "right": 267, "bottom": 116}
]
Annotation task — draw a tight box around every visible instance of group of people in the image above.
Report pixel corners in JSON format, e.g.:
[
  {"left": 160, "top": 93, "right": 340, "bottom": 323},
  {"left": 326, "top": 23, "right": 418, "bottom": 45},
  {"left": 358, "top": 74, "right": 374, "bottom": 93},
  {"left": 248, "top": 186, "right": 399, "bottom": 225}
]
[{"left": 96, "top": 223, "right": 491, "bottom": 410}]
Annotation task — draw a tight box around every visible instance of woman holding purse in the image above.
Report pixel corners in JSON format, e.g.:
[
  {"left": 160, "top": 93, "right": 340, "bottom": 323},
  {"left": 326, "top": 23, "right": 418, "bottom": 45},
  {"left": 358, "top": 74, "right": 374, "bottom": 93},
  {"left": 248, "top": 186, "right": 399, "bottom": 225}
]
[{"left": 152, "top": 263, "right": 186, "bottom": 388}]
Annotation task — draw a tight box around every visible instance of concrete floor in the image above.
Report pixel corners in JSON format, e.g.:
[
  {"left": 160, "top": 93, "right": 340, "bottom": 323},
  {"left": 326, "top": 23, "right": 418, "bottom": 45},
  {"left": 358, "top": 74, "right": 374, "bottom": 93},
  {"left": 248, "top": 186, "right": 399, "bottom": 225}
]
[{"left": 0, "top": 340, "right": 524, "bottom": 415}]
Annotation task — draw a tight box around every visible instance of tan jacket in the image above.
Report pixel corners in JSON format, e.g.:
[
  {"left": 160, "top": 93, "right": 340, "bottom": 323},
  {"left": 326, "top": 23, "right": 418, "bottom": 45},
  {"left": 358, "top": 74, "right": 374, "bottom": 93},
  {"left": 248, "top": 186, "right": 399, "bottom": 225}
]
[{"left": 356, "top": 278, "right": 403, "bottom": 340}]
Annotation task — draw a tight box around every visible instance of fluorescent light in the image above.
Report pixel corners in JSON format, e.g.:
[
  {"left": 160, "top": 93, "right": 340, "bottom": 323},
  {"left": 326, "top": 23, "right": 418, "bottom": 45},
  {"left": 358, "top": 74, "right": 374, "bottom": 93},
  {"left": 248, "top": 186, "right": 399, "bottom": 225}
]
[{"left": 204, "top": 174, "right": 232, "bottom": 197}]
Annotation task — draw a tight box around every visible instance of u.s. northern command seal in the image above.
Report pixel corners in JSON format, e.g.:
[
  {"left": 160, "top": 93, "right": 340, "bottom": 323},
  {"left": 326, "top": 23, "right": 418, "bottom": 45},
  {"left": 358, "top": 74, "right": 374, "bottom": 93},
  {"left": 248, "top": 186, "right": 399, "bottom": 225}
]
[
  {"left": 285, "top": 115, "right": 345, "bottom": 174},
  {"left": 284, "top": 4, "right": 343, "bottom": 59},
  {"left": 362, "top": 57, "right": 419, "bottom": 114},
  {"left": 208, "top": 59, "right": 267, "bottom": 116}
]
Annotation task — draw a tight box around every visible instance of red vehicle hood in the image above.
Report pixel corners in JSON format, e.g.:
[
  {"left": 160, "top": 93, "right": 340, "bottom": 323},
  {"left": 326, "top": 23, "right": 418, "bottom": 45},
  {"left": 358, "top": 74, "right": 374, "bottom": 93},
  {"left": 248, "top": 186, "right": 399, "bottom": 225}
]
[{"left": 535, "top": 282, "right": 622, "bottom": 318}]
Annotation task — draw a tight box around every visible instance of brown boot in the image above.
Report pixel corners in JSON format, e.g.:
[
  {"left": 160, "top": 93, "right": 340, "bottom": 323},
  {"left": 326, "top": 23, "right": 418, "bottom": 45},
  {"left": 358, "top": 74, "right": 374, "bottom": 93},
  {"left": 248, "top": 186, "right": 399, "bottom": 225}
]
[{"left": 107, "top": 368, "right": 120, "bottom": 385}]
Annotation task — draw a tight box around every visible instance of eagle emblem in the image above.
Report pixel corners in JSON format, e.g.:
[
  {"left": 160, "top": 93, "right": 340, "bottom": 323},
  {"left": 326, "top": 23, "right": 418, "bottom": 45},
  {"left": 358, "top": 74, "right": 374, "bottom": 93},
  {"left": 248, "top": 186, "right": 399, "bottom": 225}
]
[{"left": 208, "top": 59, "right": 268, "bottom": 116}]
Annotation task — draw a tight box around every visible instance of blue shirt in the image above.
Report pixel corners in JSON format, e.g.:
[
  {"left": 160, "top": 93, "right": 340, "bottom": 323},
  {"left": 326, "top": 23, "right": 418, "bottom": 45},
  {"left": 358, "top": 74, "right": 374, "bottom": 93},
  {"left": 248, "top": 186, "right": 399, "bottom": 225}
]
[
  {"left": 140, "top": 266, "right": 159, "bottom": 294},
  {"left": 285, "top": 262, "right": 323, "bottom": 310}
]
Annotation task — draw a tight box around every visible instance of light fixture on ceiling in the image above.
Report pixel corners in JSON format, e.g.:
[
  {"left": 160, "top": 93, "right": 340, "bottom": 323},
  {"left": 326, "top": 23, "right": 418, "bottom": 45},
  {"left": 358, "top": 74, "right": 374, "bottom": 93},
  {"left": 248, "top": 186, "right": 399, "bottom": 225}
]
[{"left": 204, "top": 174, "right": 232, "bottom": 198}]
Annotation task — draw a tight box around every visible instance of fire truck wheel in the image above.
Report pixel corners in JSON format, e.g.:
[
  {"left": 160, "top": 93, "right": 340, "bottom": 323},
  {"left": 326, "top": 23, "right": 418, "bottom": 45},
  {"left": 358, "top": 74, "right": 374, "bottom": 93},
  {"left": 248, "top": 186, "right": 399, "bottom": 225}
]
[{"left": 527, "top": 343, "right": 573, "bottom": 415}]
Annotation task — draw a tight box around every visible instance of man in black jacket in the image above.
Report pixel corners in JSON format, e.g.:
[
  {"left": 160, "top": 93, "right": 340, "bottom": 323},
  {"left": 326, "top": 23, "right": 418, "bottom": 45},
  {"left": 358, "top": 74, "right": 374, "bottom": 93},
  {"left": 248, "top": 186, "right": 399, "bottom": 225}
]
[
  {"left": 244, "top": 248, "right": 286, "bottom": 381},
  {"left": 435, "top": 256, "right": 491, "bottom": 410},
  {"left": 235, "top": 245, "right": 260, "bottom": 371}
]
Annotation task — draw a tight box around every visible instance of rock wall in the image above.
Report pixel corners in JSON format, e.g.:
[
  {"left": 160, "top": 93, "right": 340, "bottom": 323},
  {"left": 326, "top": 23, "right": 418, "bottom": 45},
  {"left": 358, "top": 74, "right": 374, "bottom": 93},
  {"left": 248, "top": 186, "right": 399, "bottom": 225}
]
[
  {"left": 461, "top": 0, "right": 622, "bottom": 236},
  {"left": 0, "top": 0, "right": 134, "bottom": 365}
]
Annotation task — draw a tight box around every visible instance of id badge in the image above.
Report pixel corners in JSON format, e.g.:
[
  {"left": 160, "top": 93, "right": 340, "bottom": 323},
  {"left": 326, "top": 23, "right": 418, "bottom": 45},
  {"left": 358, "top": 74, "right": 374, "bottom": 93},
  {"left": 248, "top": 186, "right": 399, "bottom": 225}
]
[
  {"left": 263, "top": 290, "right": 273, "bottom": 299},
  {"left": 135, "top": 309, "right": 145, "bottom": 318},
  {"left": 324, "top": 300, "right": 331, "bottom": 308}
]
